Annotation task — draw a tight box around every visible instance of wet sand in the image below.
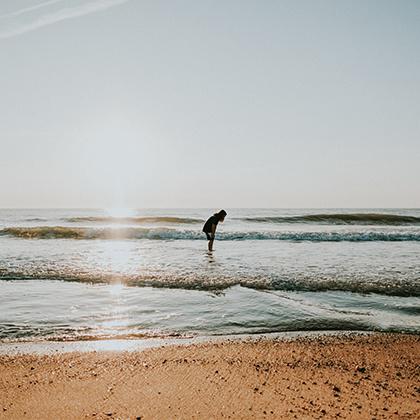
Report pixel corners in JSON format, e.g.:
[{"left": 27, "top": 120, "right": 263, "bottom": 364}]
[{"left": 0, "top": 333, "right": 419, "bottom": 419}]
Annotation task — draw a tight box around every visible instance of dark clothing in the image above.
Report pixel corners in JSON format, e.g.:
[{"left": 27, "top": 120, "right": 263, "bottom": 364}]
[{"left": 203, "top": 215, "right": 219, "bottom": 233}]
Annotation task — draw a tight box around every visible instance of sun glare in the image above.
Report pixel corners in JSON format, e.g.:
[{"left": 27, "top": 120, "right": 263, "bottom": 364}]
[
  {"left": 109, "top": 283, "right": 124, "bottom": 296},
  {"left": 105, "top": 208, "right": 136, "bottom": 218}
]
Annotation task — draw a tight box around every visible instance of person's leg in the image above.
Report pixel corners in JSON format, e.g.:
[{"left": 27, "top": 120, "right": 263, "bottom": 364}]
[{"left": 205, "top": 232, "right": 214, "bottom": 251}]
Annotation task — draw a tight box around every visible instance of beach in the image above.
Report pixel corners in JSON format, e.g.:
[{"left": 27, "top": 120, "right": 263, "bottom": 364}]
[
  {"left": 2, "top": 0, "right": 420, "bottom": 417},
  {"left": 1, "top": 333, "right": 418, "bottom": 419},
  {"left": 1, "top": 209, "right": 419, "bottom": 419}
]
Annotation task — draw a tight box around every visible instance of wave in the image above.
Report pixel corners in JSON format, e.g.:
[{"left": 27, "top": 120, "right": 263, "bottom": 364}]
[
  {"left": 1, "top": 270, "right": 418, "bottom": 297},
  {"left": 1, "top": 319, "right": 416, "bottom": 343},
  {"left": 0, "top": 325, "right": 190, "bottom": 342},
  {"left": 1, "top": 226, "right": 420, "bottom": 241},
  {"left": 65, "top": 216, "right": 203, "bottom": 224},
  {"left": 241, "top": 213, "right": 420, "bottom": 225}
]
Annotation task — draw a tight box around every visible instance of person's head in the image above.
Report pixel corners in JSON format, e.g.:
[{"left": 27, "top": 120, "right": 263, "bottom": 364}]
[{"left": 216, "top": 209, "right": 227, "bottom": 223}]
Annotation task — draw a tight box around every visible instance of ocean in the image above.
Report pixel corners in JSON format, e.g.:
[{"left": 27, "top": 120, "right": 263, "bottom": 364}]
[{"left": 0, "top": 208, "right": 419, "bottom": 343}]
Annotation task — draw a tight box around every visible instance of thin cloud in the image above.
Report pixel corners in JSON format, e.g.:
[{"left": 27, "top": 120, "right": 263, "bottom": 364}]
[
  {"left": 0, "top": 0, "right": 131, "bottom": 39},
  {"left": 0, "top": 0, "right": 67, "bottom": 19}
]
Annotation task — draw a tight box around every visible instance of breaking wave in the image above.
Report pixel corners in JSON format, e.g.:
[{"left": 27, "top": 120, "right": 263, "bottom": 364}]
[
  {"left": 241, "top": 213, "right": 420, "bottom": 225},
  {"left": 1, "top": 269, "right": 418, "bottom": 297},
  {"left": 1, "top": 226, "right": 420, "bottom": 241}
]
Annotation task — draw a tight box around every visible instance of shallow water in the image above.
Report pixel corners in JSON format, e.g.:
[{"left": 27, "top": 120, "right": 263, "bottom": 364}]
[{"left": 1, "top": 208, "right": 419, "bottom": 341}]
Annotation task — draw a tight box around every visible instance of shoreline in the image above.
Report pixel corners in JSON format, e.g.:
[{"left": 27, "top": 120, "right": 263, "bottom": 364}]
[
  {"left": 0, "top": 330, "right": 375, "bottom": 355},
  {"left": 1, "top": 333, "right": 419, "bottom": 419}
]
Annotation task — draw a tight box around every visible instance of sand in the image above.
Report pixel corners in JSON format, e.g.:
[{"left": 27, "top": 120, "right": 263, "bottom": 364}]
[{"left": 0, "top": 333, "right": 419, "bottom": 419}]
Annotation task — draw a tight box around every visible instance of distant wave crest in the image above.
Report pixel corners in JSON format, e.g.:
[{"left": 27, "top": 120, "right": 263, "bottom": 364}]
[
  {"left": 1, "top": 226, "right": 420, "bottom": 242},
  {"left": 241, "top": 213, "right": 420, "bottom": 225},
  {"left": 65, "top": 216, "right": 203, "bottom": 224}
]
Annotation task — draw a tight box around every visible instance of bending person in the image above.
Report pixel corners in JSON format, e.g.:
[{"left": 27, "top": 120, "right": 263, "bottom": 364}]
[{"left": 202, "top": 209, "right": 227, "bottom": 251}]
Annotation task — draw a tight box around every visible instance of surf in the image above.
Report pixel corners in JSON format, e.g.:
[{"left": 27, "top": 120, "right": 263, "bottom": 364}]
[
  {"left": 1, "top": 269, "right": 419, "bottom": 297},
  {"left": 1, "top": 226, "right": 420, "bottom": 241}
]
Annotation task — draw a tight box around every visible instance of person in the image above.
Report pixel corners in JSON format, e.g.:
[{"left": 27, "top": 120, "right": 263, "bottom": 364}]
[{"left": 203, "top": 209, "right": 227, "bottom": 251}]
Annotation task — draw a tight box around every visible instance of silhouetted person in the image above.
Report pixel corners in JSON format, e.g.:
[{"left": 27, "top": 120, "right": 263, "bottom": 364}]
[{"left": 203, "top": 210, "right": 227, "bottom": 251}]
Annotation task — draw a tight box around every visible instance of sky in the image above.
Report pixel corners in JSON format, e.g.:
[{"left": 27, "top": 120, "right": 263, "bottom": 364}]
[{"left": 0, "top": 0, "right": 419, "bottom": 208}]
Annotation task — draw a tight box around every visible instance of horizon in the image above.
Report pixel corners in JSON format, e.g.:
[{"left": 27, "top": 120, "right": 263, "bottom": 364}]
[{"left": 1, "top": 206, "right": 420, "bottom": 210}]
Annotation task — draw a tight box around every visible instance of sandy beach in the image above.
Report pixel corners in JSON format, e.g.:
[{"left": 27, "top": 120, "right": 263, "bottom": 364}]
[{"left": 0, "top": 333, "right": 418, "bottom": 419}]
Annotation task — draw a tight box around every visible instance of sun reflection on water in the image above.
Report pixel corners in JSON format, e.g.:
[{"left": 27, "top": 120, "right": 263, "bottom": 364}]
[
  {"left": 109, "top": 282, "right": 124, "bottom": 295},
  {"left": 95, "top": 240, "right": 138, "bottom": 275}
]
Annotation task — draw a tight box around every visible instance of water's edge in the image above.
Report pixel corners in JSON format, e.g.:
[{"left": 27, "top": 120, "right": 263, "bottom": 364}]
[{"left": 0, "top": 330, "right": 388, "bottom": 355}]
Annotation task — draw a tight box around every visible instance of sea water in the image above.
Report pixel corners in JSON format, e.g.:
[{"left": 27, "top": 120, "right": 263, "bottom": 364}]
[{"left": 0, "top": 208, "right": 419, "bottom": 342}]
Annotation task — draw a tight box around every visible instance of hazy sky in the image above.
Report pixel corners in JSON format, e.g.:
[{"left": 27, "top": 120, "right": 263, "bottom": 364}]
[{"left": 1, "top": 0, "right": 419, "bottom": 208}]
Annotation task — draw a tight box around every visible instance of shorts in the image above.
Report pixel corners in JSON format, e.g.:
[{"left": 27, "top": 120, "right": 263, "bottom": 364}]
[{"left": 204, "top": 232, "right": 214, "bottom": 240}]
